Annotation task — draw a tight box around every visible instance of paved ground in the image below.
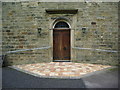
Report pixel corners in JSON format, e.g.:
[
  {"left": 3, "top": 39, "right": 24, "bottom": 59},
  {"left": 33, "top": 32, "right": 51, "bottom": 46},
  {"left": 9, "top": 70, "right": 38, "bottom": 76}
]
[
  {"left": 82, "top": 67, "right": 119, "bottom": 88},
  {"left": 11, "top": 62, "right": 111, "bottom": 78},
  {"left": 2, "top": 67, "right": 85, "bottom": 88},
  {"left": 2, "top": 66, "right": 119, "bottom": 89}
]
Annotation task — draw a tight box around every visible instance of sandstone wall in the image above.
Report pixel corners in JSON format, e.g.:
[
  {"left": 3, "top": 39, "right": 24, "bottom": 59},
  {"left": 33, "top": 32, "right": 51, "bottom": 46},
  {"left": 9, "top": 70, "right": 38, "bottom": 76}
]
[{"left": 2, "top": 2, "right": 118, "bottom": 66}]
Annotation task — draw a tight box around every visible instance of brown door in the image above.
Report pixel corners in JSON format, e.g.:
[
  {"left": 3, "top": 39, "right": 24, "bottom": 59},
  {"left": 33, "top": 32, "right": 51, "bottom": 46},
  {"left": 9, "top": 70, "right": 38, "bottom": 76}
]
[{"left": 53, "top": 28, "right": 71, "bottom": 61}]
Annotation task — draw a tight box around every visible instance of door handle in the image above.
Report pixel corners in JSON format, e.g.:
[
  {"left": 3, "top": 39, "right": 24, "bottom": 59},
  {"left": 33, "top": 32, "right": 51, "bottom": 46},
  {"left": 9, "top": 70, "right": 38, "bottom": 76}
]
[{"left": 63, "top": 47, "right": 67, "bottom": 50}]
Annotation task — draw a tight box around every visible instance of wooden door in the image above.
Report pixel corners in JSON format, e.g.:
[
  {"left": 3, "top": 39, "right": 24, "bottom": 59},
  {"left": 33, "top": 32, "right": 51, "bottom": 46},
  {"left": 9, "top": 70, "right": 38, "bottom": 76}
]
[{"left": 53, "top": 28, "right": 71, "bottom": 61}]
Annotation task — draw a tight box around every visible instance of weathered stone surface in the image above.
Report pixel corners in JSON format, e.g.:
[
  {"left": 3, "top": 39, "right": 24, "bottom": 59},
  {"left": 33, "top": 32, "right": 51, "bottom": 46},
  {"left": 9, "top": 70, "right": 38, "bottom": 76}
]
[{"left": 2, "top": 2, "right": 118, "bottom": 66}]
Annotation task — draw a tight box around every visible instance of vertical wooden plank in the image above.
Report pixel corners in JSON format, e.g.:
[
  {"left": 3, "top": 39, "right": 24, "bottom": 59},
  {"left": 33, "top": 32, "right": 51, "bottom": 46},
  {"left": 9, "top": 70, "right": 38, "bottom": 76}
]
[{"left": 53, "top": 29, "right": 70, "bottom": 61}]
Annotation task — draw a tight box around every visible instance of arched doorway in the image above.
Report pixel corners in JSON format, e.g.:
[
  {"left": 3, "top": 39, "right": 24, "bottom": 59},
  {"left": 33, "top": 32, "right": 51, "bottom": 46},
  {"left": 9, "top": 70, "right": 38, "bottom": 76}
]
[{"left": 53, "top": 21, "right": 71, "bottom": 61}]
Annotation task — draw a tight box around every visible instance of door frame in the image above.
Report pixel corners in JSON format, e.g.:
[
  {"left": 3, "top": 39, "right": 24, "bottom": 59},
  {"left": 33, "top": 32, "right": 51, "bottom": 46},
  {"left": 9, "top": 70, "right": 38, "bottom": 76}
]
[
  {"left": 49, "top": 18, "right": 75, "bottom": 62},
  {"left": 53, "top": 20, "right": 72, "bottom": 62}
]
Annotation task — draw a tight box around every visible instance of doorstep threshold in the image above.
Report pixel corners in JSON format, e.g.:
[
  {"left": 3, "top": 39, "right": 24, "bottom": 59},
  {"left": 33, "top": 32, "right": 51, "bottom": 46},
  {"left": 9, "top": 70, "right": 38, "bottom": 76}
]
[{"left": 53, "top": 60, "right": 71, "bottom": 62}]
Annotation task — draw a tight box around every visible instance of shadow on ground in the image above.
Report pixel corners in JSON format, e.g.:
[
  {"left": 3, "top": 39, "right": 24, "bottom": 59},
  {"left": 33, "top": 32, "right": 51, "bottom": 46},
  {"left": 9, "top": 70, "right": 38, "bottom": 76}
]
[
  {"left": 2, "top": 67, "right": 119, "bottom": 89},
  {"left": 2, "top": 67, "right": 86, "bottom": 88}
]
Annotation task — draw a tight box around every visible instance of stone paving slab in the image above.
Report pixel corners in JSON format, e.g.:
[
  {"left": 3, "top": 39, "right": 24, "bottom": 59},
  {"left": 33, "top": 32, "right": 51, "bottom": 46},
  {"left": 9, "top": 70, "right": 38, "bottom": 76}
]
[{"left": 11, "top": 62, "right": 111, "bottom": 78}]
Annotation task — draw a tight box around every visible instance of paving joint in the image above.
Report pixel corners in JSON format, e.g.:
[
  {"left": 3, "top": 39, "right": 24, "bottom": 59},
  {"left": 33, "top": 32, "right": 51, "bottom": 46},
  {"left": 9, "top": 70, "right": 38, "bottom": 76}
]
[{"left": 8, "top": 62, "right": 116, "bottom": 79}]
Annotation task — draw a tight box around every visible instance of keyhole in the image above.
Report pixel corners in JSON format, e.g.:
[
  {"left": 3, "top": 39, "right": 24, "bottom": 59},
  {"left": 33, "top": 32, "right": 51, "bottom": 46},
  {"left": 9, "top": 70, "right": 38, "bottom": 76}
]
[{"left": 63, "top": 47, "right": 67, "bottom": 50}]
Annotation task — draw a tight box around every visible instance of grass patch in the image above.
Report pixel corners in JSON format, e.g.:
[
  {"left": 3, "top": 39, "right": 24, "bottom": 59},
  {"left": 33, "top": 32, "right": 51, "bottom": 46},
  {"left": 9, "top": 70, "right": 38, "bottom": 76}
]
[{"left": 107, "top": 67, "right": 118, "bottom": 71}]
